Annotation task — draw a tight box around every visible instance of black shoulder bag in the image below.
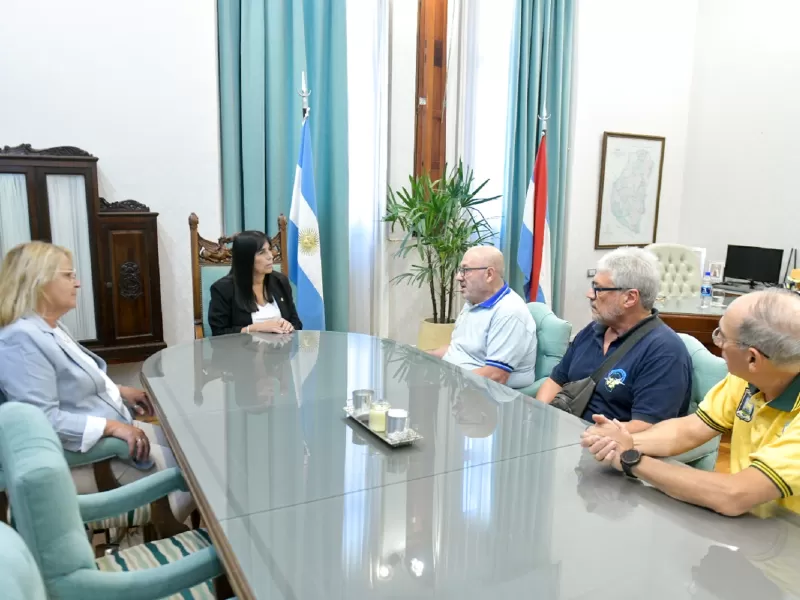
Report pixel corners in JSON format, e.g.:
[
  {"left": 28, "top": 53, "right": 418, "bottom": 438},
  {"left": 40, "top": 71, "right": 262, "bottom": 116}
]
[{"left": 550, "top": 317, "right": 663, "bottom": 418}]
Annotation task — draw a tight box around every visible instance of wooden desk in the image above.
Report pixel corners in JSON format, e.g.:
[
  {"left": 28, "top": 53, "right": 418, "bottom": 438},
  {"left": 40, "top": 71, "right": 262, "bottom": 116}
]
[{"left": 658, "top": 296, "right": 729, "bottom": 356}]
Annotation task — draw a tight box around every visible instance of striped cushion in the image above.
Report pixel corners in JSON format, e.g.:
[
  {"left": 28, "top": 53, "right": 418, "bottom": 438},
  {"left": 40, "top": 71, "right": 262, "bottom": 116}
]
[
  {"left": 96, "top": 529, "right": 215, "bottom": 599},
  {"left": 86, "top": 503, "right": 152, "bottom": 531}
]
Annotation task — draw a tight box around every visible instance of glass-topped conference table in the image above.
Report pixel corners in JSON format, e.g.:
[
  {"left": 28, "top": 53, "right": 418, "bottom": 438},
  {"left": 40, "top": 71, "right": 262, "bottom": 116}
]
[{"left": 141, "top": 331, "right": 800, "bottom": 599}]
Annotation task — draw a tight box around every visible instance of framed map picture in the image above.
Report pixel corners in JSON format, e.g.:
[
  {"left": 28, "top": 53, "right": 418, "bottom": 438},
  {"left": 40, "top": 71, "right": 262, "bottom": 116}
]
[{"left": 594, "top": 132, "right": 666, "bottom": 249}]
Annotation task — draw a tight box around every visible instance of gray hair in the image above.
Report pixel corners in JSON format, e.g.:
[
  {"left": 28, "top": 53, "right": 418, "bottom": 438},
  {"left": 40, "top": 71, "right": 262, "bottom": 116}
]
[
  {"left": 738, "top": 289, "right": 800, "bottom": 366},
  {"left": 597, "top": 247, "right": 661, "bottom": 310}
]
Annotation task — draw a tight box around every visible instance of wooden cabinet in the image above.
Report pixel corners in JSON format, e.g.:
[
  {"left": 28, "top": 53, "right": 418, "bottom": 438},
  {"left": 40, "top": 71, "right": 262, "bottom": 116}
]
[
  {"left": 96, "top": 206, "right": 166, "bottom": 362},
  {"left": 660, "top": 312, "right": 721, "bottom": 357},
  {"left": 0, "top": 144, "right": 165, "bottom": 363}
]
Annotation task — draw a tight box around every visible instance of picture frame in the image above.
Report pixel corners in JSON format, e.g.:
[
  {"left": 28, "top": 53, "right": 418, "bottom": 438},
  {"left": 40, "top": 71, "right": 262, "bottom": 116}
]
[
  {"left": 594, "top": 132, "right": 666, "bottom": 249},
  {"left": 709, "top": 261, "right": 725, "bottom": 283}
]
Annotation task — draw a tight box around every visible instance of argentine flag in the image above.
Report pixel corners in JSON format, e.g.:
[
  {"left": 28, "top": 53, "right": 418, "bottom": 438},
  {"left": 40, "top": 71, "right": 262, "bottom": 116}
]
[
  {"left": 289, "top": 118, "right": 326, "bottom": 330},
  {"left": 290, "top": 331, "right": 320, "bottom": 408}
]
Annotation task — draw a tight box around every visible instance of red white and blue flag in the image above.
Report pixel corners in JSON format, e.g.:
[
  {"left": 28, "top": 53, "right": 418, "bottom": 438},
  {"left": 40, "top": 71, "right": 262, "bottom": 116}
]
[{"left": 517, "top": 133, "right": 552, "bottom": 304}]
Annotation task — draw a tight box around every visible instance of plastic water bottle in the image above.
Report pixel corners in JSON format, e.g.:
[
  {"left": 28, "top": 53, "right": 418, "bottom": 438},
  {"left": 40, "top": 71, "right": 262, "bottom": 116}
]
[{"left": 700, "top": 272, "right": 712, "bottom": 309}]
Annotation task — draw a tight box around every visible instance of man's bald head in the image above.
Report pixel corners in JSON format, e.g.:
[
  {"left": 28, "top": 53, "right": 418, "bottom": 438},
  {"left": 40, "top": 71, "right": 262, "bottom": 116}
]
[
  {"left": 458, "top": 246, "right": 506, "bottom": 305},
  {"left": 464, "top": 246, "right": 505, "bottom": 278},
  {"left": 726, "top": 289, "right": 800, "bottom": 367}
]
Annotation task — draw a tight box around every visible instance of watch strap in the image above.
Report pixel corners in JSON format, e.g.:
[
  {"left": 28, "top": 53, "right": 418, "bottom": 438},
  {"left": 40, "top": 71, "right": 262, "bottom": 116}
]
[
  {"left": 620, "top": 449, "right": 642, "bottom": 479},
  {"left": 621, "top": 461, "right": 638, "bottom": 479}
]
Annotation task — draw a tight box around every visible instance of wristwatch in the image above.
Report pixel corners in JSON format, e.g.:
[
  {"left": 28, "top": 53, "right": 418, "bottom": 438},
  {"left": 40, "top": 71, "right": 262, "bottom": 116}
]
[{"left": 619, "top": 448, "right": 643, "bottom": 478}]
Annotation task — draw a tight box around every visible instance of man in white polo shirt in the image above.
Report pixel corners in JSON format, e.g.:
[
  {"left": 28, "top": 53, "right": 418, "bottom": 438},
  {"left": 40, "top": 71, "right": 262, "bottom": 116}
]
[{"left": 429, "top": 246, "right": 537, "bottom": 388}]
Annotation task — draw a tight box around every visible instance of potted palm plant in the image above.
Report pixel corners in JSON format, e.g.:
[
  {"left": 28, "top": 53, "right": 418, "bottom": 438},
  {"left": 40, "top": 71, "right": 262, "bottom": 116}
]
[{"left": 385, "top": 161, "right": 498, "bottom": 349}]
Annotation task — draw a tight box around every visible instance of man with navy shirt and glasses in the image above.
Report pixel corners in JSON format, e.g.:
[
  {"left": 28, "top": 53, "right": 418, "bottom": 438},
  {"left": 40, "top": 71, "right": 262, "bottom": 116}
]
[
  {"left": 428, "top": 246, "right": 538, "bottom": 389},
  {"left": 536, "top": 247, "right": 692, "bottom": 432}
]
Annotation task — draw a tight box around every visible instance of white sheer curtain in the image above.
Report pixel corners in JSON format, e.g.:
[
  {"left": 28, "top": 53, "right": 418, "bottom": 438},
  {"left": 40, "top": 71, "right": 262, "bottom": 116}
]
[
  {"left": 346, "top": 0, "right": 390, "bottom": 338},
  {"left": 342, "top": 334, "right": 384, "bottom": 575},
  {"left": 449, "top": 0, "right": 515, "bottom": 243},
  {"left": 462, "top": 435, "right": 494, "bottom": 523},
  {"left": 0, "top": 174, "right": 32, "bottom": 257},
  {"left": 46, "top": 175, "right": 97, "bottom": 340}
]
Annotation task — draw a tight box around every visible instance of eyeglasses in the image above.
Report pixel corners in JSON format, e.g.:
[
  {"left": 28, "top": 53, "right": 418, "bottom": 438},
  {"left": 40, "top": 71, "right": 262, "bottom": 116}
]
[
  {"left": 457, "top": 266, "right": 489, "bottom": 277},
  {"left": 589, "top": 281, "right": 626, "bottom": 299},
  {"left": 712, "top": 326, "right": 770, "bottom": 359},
  {"left": 57, "top": 270, "right": 78, "bottom": 281}
]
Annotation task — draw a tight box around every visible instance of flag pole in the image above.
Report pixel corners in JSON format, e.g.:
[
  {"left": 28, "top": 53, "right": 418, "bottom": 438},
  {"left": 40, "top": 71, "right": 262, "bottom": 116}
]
[
  {"left": 537, "top": 1, "right": 554, "bottom": 138},
  {"left": 299, "top": 70, "right": 311, "bottom": 120}
]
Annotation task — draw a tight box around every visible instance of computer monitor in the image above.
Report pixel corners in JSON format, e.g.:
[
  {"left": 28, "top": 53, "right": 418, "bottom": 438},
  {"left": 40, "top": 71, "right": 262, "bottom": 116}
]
[{"left": 724, "top": 245, "right": 784, "bottom": 286}]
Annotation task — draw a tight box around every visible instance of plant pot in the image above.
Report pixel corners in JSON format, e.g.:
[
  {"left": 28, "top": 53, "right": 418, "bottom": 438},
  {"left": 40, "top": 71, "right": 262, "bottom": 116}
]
[{"left": 417, "top": 319, "right": 455, "bottom": 351}]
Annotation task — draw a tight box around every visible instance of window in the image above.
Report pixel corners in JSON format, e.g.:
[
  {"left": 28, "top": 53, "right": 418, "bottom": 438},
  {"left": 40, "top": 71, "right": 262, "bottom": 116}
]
[{"left": 460, "top": 0, "right": 515, "bottom": 242}]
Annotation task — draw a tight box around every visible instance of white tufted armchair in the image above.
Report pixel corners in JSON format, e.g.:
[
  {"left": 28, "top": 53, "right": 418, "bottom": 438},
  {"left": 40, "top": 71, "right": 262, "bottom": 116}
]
[{"left": 645, "top": 243, "right": 702, "bottom": 298}]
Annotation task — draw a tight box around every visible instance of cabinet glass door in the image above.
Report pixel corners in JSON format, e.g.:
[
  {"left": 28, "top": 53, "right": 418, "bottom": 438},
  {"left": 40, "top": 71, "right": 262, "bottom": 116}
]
[
  {"left": 0, "top": 173, "right": 32, "bottom": 257},
  {"left": 46, "top": 174, "right": 97, "bottom": 340}
]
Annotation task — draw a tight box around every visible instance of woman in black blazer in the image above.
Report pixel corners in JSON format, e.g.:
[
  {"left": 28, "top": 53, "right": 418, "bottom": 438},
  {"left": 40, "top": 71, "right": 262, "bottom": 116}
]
[{"left": 208, "top": 231, "right": 302, "bottom": 336}]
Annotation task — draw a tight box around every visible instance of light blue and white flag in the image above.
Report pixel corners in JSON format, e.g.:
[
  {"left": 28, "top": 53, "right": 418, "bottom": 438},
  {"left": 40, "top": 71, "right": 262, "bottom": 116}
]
[
  {"left": 291, "top": 331, "right": 320, "bottom": 409},
  {"left": 289, "top": 118, "right": 326, "bottom": 330},
  {"left": 291, "top": 331, "right": 320, "bottom": 469}
]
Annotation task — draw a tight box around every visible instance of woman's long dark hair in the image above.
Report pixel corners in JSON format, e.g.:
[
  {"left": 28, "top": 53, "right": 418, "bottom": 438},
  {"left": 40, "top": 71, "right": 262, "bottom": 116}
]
[{"left": 231, "top": 230, "right": 272, "bottom": 311}]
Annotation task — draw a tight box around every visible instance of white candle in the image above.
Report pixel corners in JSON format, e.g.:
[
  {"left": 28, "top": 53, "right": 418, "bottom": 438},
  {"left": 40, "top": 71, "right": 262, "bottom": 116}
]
[{"left": 369, "top": 402, "right": 390, "bottom": 432}]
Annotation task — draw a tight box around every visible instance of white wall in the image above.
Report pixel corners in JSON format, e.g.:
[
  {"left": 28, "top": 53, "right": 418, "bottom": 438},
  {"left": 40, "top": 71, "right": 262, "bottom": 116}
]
[
  {"left": 0, "top": 0, "right": 222, "bottom": 347},
  {"left": 561, "top": 0, "right": 699, "bottom": 331},
  {"left": 678, "top": 0, "right": 800, "bottom": 274}
]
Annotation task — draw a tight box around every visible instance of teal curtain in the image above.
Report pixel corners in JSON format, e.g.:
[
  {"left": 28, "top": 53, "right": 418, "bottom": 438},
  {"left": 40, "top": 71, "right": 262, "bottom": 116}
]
[
  {"left": 218, "top": 0, "right": 350, "bottom": 332},
  {"left": 501, "top": 0, "right": 574, "bottom": 314}
]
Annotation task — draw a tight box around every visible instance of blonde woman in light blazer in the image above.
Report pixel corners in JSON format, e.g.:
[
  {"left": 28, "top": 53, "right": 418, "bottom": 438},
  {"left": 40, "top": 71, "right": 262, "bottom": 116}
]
[{"left": 0, "top": 241, "right": 193, "bottom": 523}]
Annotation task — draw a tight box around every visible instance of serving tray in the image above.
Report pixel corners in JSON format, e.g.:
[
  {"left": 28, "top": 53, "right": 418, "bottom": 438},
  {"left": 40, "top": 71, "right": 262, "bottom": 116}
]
[{"left": 343, "top": 406, "right": 422, "bottom": 447}]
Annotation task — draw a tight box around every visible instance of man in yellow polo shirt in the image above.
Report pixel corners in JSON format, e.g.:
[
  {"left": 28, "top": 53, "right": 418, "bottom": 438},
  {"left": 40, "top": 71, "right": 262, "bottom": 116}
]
[{"left": 581, "top": 288, "right": 800, "bottom": 517}]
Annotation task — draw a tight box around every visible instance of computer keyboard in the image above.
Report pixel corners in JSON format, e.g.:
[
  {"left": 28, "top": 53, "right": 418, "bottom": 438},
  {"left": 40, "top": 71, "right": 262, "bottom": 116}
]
[{"left": 714, "top": 282, "right": 762, "bottom": 295}]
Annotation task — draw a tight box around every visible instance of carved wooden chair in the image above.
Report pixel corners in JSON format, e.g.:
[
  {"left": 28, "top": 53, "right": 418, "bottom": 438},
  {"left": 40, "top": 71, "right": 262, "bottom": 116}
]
[
  {"left": 189, "top": 212, "right": 288, "bottom": 340},
  {"left": 188, "top": 214, "right": 288, "bottom": 414}
]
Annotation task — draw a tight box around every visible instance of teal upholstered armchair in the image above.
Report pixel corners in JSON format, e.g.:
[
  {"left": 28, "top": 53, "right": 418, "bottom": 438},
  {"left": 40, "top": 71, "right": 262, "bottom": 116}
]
[
  {"left": 674, "top": 333, "right": 729, "bottom": 471},
  {"left": 0, "top": 402, "right": 223, "bottom": 600},
  {"left": 517, "top": 302, "right": 572, "bottom": 397},
  {"left": 189, "top": 212, "right": 288, "bottom": 339},
  {"left": 1, "top": 435, "right": 188, "bottom": 547},
  {"left": 1, "top": 437, "right": 129, "bottom": 524},
  {"left": 0, "top": 521, "right": 47, "bottom": 600}
]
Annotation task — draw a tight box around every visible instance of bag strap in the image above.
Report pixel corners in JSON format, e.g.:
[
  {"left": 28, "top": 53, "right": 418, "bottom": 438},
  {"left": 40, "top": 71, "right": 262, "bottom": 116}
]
[{"left": 589, "top": 316, "right": 663, "bottom": 384}]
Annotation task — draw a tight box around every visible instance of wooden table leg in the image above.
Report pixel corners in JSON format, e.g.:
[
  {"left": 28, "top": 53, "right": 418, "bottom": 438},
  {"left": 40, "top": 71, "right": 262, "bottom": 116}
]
[
  {"left": 213, "top": 573, "right": 235, "bottom": 599},
  {"left": 0, "top": 491, "right": 8, "bottom": 524}
]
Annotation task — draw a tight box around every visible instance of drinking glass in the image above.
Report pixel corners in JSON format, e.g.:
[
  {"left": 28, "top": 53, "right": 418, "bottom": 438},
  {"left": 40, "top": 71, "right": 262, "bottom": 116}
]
[{"left": 711, "top": 289, "right": 726, "bottom": 307}]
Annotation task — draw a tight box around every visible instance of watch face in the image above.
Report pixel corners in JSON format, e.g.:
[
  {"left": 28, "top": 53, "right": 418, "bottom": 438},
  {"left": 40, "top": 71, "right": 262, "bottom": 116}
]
[{"left": 620, "top": 449, "right": 641, "bottom": 465}]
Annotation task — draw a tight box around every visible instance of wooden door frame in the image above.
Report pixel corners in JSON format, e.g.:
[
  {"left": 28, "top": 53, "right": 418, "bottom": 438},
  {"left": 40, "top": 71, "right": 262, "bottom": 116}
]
[{"left": 413, "top": 0, "right": 448, "bottom": 182}]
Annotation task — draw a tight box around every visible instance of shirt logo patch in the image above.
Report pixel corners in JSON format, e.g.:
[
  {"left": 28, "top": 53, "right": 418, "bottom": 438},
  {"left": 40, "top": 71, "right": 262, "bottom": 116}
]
[
  {"left": 735, "top": 388, "right": 755, "bottom": 422},
  {"left": 604, "top": 369, "right": 627, "bottom": 391}
]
